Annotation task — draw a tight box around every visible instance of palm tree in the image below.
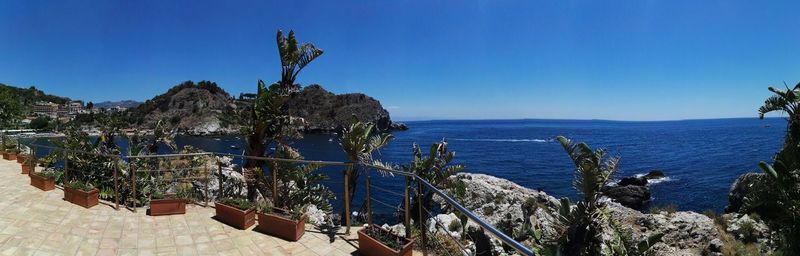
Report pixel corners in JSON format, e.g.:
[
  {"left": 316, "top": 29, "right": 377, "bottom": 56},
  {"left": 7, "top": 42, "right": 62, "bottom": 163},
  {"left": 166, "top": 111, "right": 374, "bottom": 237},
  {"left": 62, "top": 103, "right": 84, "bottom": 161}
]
[
  {"left": 339, "top": 117, "right": 393, "bottom": 221},
  {"left": 241, "top": 30, "right": 323, "bottom": 201}
]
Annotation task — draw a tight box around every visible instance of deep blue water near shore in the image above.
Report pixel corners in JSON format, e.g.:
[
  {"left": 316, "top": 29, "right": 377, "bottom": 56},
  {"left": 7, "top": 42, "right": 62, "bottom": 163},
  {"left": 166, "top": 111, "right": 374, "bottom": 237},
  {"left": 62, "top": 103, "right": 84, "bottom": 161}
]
[{"left": 25, "top": 118, "right": 786, "bottom": 223}]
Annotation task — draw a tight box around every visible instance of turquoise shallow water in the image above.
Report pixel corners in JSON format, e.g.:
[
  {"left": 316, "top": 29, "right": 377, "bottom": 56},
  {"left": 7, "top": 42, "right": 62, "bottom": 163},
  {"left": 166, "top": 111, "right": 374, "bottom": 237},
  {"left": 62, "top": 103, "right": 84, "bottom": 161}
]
[{"left": 25, "top": 117, "right": 787, "bottom": 223}]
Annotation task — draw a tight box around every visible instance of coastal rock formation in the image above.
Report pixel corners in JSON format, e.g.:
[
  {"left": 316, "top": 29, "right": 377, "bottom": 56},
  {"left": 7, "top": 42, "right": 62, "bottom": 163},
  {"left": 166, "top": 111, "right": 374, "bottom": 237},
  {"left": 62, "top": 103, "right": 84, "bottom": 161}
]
[
  {"left": 608, "top": 203, "right": 719, "bottom": 255},
  {"left": 128, "top": 82, "right": 405, "bottom": 135},
  {"left": 601, "top": 170, "right": 666, "bottom": 210},
  {"left": 603, "top": 184, "right": 651, "bottom": 209},
  {"left": 284, "top": 84, "right": 406, "bottom": 133},
  {"left": 442, "top": 173, "right": 719, "bottom": 255},
  {"left": 725, "top": 172, "right": 767, "bottom": 213},
  {"left": 191, "top": 156, "right": 247, "bottom": 201}
]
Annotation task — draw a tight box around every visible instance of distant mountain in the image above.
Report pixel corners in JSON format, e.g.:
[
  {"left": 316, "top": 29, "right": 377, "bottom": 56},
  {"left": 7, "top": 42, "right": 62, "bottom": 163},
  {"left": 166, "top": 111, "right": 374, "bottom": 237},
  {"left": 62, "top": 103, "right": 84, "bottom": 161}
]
[{"left": 94, "top": 100, "right": 142, "bottom": 109}]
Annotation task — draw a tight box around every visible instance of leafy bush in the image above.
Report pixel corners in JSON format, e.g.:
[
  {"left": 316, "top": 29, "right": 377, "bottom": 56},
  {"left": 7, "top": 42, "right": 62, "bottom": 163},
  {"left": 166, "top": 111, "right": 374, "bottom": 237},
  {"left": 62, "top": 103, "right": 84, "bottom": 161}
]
[
  {"left": 65, "top": 180, "right": 95, "bottom": 191},
  {"left": 218, "top": 197, "right": 255, "bottom": 211}
]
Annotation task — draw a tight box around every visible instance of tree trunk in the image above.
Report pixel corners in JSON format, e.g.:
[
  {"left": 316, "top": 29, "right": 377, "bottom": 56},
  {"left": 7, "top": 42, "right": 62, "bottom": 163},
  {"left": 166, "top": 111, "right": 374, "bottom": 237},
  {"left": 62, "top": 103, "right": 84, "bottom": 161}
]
[{"left": 244, "top": 132, "right": 266, "bottom": 202}]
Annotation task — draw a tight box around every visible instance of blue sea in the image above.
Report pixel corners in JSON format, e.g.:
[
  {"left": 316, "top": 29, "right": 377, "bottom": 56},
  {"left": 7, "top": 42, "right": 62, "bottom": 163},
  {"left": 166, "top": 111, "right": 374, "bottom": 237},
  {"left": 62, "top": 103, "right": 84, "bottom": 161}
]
[{"left": 26, "top": 118, "right": 787, "bottom": 221}]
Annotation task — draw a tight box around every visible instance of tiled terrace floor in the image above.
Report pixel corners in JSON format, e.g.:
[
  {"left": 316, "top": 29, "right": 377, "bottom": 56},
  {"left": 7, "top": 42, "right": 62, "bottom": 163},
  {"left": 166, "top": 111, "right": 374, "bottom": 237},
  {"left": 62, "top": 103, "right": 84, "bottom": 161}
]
[{"left": 0, "top": 158, "right": 360, "bottom": 255}]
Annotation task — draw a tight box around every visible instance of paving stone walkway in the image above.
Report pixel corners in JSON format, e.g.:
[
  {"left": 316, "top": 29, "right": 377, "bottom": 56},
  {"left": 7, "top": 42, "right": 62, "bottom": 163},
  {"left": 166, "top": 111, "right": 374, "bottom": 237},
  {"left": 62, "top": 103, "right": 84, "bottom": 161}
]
[{"left": 0, "top": 158, "right": 360, "bottom": 255}]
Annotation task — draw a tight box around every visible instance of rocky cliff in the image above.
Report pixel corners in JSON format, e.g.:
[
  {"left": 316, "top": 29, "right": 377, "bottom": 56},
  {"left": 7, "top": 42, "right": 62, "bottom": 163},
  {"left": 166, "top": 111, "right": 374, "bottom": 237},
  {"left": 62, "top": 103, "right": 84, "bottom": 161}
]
[
  {"left": 127, "top": 81, "right": 404, "bottom": 135},
  {"left": 128, "top": 80, "right": 238, "bottom": 135},
  {"left": 285, "top": 84, "right": 407, "bottom": 133}
]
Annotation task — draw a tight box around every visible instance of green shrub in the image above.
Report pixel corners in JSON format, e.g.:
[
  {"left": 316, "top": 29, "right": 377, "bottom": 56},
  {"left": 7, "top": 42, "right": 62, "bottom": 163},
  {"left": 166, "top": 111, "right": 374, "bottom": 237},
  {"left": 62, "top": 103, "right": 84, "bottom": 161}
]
[
  {"left": 448, "top": 219, "right": 462, "bottom": 232},
  {"left": 218, "top": 197, "right": 255, "bottom": 211},
  {"left": 64, "top": 180, "right": 94, "bottom": 191},
  {"left": 483, "top": 205, "right": 495, "bottom": 216}
]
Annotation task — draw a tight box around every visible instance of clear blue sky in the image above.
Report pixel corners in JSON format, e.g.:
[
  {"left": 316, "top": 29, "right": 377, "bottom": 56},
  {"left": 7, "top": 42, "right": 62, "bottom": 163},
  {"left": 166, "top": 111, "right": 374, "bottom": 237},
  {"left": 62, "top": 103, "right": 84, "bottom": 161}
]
[{"left": 1, "top": 1, "right": 798, "bottom": 121}]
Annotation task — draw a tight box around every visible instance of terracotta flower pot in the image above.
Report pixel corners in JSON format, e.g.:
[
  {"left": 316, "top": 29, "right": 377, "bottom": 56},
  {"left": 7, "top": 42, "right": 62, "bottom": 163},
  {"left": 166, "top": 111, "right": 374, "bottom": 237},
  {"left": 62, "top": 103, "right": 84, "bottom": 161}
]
[
  {"left": 16, "top": 155, "right": 25, "bottom": 164},
  {"left": 256, "top": 211, "right": 307, "bottom": 241},
  {"left": 6, "top": 153, "right": 16, "bottom": 161},
  {"left": 214, "top": 202, "right": 255, "bottom": 229},
  {"left": 21, "top": 164, "right": 32, "bottom": 175},
  {"left": 2, "top": 152, "right": 9, "bottom": 160},
  {"left": 149, "top": 198, "right": 187, "bottom": 216},
  {"left": 64, "top": 187, "right": 99, "bottom": 208},
  {"left": 357, "top": 225, "right": 415, "bottom": 256},
  {"left": 30, "top": 173, "right": 55, "bottom": 191}
]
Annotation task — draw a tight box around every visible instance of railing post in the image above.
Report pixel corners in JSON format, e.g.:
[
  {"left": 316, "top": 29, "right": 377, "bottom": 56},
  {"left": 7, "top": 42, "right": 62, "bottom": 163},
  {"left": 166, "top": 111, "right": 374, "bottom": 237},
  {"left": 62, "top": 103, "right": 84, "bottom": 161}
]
[
  {"left": 63, "top": 149, "right": 69, "bottom": 182},
  {"left": 30, "top": 145, "right": 37, "bottom": 176},
  {"left": 404, "top": 176, "right": 411, "bottom": 239},
  {"left": 114, "top": 157, "right": 119, "bottom": 210},
  {"left": 344, "top": 163, "right": 352, "bottom": 235},
  {"left": 365, "top": 171, "right": 372, "bottom": 226},
  {"left": 204, "top": 160, "right": 210, "bottom": 207},
  {"left": 418, "top": 180, "right": 427, "bottom": 256},
  {"left": 131, "top": 161, "right": 136, "bottom": 213},
  {"left": 272, "top": 163, "right": 278, "bottom": 205},
  {"left": 217, "top": 160, "right": 223, "bottom": 199}
]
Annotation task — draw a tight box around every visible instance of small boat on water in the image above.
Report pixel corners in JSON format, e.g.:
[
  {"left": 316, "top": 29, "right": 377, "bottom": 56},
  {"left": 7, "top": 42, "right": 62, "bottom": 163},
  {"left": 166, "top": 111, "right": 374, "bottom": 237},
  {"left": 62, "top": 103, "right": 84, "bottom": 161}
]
[{"left": 229, "top": 145, "right": 240, "bottom": 149}]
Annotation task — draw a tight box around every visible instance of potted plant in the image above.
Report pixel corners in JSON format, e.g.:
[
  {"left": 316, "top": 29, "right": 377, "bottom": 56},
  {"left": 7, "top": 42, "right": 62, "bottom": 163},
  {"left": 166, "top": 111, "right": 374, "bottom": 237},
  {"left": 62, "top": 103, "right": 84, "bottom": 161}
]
[
  {"left": 256, "top": 202, "right": 308, "bottom": 241},
  {"left": 16, "top": 153, "right": 26, "bottom": 164},
  {"left": 21, "top": 157, "right": 34, "bottom": 174},
  {"left": 148, "top": 188, "right": 189, "bottom": 216},
  {"left": 64, "top": 180, "right": 99, "bottom": 208},
  {"left": 214, "top": 197, "right": 256, "bottom": 229},
  {"left": 3, "top": 147, "right": 17, "bottom": 161},
  {"left": 253, "top": 145, "right": 335, "bottom": 240},
  {"left": 358, "top": 224, "right": 416, "bottom": 256},
  {"left": 30, "top": 169, "right": 59, "bottom": 191}
]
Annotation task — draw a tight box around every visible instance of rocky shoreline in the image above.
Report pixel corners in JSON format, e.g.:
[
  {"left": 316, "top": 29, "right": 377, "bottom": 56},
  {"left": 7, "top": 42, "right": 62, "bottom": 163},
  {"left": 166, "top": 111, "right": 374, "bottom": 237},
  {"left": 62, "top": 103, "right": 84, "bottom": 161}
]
[{"left": 187, "top": 155, "right": 774, "bottom": 255}]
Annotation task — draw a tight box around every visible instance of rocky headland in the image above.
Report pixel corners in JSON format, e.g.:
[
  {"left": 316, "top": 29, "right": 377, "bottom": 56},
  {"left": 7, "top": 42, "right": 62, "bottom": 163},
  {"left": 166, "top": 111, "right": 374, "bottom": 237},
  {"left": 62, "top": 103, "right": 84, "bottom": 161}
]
[{"left": 125, "top": 81, "right": 406, "bottom": 136}]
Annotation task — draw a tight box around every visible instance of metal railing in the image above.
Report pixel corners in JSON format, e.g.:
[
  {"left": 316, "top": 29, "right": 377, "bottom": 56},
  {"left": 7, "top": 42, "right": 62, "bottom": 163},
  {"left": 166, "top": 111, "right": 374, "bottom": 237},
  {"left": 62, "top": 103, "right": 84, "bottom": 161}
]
[{"left": 17, "top": 141, "right": 533, "bottom": 256}]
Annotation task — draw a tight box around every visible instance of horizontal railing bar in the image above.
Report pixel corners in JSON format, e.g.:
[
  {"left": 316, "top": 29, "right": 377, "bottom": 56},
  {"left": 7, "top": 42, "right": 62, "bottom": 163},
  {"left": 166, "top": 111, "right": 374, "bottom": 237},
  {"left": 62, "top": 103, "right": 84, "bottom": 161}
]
[
  {"left": 29, "top": 144, "right": 123, "bottom": 158},
  {"left": 128, "top": 152, "right": 214, "bottom": 159},
  {"left": 213, "top": 152, "right": 352, "bottom": 166},
  {"left": 369, "top": 184, "right": 406, "bottom": 197},
  {"left": 370, "top": 197, "right": 399, "bottom": 210},
  {"left": 363, "top": 164, "right": 415, "bottom": 177},
  {"left": 416, "top": 177, "right": 533, "bottom": 255},
  {"left": 134, "top": 168, "right": 204, "bottom": 173}
]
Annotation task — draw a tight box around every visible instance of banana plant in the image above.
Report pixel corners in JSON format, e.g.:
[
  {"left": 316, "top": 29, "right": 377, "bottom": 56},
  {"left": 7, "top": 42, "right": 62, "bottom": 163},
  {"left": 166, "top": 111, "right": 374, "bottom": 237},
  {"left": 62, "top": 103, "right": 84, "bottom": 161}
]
[
  {"left": 339, "top": 116, "right": 393, "bottom": 220},
  {"left": 404, "top": 140, "right": 463, "bottom": 226},
  {"left": 240, "top": 30, "right": 322, "bottom": 202}
]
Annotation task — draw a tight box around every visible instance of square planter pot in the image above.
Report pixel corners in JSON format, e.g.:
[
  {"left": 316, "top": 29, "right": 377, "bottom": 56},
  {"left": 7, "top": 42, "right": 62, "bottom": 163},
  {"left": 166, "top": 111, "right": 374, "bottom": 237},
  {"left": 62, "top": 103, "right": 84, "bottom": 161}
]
[
  {"left": 256, "top": 211, "right": 307, "bottom": 241},
  {"left": 358, "top": 224, "right": 415, "bottom": 256},
  {"left": 149, "top": 198, "right": 187, "bottom": 216},
  {"left": 64, "top": 187, "right": 99, "bottom": 208},
  {"left": 16, "top": 155, "right": 25, "bottom": 164},
  {"left": 214, "top": 202, "right": 255, "bottom": 229},
  {"left": 21, "top": 164, "right": 32, "bottom": 175},
  {"left": 30, "top": 173, "right": 55, "bottom": 191},
  {"left": 2, "top": 152, "right": 9, "bottom": 160},
  {"left": 6, "top": 153, "right": 16, "bottom": 161}
]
